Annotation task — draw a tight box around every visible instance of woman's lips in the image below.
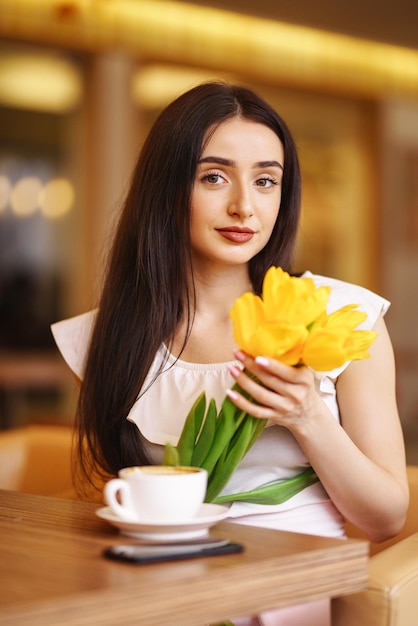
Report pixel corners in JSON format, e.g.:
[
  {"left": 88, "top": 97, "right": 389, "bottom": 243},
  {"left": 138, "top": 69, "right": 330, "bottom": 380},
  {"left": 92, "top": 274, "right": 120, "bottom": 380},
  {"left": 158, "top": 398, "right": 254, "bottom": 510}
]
[{"left": 216, "top": 227, "right": 255, "bottom": 243}]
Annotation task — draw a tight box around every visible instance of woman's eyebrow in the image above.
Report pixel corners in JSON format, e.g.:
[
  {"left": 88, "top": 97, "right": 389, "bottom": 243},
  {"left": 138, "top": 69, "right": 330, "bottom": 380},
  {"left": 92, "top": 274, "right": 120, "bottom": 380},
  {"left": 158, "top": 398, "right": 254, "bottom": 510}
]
[
  {"left": 198, "top": 156, "right": 233, "bottom": 166},
  {"left": 198, "top": 156, "right": 283, "bottom": 170},
  {"left": 257, "top": 160, "right": 283, "bottom": 171}
]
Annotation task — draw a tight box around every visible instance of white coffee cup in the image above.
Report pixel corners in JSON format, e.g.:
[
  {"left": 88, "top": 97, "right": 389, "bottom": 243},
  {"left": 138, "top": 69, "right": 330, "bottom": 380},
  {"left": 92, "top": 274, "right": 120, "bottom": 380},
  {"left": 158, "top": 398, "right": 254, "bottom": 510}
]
[{"left": 104, "top": 465, "right": 208, "bottom": 523}]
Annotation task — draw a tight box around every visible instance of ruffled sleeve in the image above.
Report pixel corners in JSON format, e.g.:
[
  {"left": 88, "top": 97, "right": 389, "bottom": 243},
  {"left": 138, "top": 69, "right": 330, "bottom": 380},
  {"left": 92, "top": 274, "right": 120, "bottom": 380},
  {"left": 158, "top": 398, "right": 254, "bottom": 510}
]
[
  {"left": 309, "top": 272, "right": 390, "bottom": 328},
  {"left": 50, "top": 310, "right": 96, "bottom": 380}
]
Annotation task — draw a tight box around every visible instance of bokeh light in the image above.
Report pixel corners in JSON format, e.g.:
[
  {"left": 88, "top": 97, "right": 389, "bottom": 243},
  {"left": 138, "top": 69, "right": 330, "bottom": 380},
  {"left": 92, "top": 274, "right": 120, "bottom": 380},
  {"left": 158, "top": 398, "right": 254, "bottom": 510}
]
[
  {"left": 10, "top": 176, "right": 43, "bottom": 217},
  {"left": 39, "top": 177, "right": 74, "bottom": 218}
]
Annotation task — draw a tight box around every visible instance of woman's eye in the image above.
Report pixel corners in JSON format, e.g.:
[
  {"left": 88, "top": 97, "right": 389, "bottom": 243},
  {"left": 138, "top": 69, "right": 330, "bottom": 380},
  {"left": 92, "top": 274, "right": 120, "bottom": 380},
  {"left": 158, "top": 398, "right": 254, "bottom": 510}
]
[
  {"left": 203, "top": 173, "right": 223, "bottom": 184},
  {"left": 256, "top": 177, "right": 278, "bottom": 188}
]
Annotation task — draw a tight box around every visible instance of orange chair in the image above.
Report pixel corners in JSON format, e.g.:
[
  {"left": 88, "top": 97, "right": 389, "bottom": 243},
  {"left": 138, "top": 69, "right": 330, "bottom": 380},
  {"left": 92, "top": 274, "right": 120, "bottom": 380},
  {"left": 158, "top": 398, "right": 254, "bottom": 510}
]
[{"left": 0, "top": 424, "right": 74, "bottom": 496}]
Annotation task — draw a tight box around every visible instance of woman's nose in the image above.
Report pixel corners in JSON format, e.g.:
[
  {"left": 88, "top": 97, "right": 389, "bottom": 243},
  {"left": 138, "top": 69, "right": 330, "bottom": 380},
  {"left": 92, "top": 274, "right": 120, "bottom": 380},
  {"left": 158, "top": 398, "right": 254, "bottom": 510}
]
[{"left": 227, "top": 185, "right": 254, "bottom": 218}]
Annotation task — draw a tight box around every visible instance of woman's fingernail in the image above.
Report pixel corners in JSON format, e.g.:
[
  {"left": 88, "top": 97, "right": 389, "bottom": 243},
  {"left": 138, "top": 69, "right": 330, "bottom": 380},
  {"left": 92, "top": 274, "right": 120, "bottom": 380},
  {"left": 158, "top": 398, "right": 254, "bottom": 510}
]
[
  {"left": 255, "top": 356, "right": 270, "bottom": 367},
  {"left": 228, "top": 364, "right": 241, "bottom": 378},
  {"left": 226, "top": 389, "right": 239, "bottom": 401}
]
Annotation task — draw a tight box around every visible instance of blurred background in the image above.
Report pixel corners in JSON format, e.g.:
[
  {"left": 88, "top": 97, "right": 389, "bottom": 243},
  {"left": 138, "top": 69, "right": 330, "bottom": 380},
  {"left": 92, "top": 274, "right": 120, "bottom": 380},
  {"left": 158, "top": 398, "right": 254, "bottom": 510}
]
[{"left": 0, "top": 0, "right": 417, "bottom": 461}]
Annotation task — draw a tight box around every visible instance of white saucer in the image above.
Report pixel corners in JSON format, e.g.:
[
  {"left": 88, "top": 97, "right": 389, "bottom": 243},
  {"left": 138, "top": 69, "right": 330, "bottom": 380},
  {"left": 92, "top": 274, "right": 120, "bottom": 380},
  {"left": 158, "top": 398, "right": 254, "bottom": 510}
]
[{"left": 96, "top": 503, "right": 230, "bottom": 541}]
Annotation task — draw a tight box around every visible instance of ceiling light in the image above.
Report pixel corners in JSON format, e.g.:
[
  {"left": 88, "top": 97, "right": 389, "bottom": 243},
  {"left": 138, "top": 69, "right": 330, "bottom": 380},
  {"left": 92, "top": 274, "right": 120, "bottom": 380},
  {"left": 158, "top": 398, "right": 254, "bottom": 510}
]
[
  {"left": 0, "top": 52, "right": 83, "bottom": 113},
  {"left": 132, "top": 64, "right": 234, "bottom": 108}
]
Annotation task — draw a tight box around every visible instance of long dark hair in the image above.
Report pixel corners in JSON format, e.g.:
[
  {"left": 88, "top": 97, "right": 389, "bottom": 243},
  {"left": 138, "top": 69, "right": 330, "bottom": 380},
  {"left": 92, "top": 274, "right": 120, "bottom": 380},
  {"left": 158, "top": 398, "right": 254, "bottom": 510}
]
[{"left": 75, "top": 81, "right": 301, "bottom": 493}]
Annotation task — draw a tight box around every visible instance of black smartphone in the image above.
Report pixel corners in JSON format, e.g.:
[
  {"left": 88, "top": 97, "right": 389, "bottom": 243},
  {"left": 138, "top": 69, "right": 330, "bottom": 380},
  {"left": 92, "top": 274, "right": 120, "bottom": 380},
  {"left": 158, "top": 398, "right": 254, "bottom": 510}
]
[{"left": 103, "top": 538, "right": 244, "bottom": 564}]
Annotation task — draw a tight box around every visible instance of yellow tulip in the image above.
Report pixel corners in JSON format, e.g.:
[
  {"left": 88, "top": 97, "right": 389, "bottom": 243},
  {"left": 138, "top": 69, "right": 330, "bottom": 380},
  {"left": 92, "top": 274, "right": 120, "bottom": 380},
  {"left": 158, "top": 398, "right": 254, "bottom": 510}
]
[
  {"left": 230, "top": 292, "right": 264, "bottom": 349},
  {"left": 250, "top": 322, "right": 308, "bottom": 365},
  {"left": 230, "top": 267, "right": 377, "bottom": 371},
  {"left": 262, "top": 267, "right": 331, "bottom": 328}
]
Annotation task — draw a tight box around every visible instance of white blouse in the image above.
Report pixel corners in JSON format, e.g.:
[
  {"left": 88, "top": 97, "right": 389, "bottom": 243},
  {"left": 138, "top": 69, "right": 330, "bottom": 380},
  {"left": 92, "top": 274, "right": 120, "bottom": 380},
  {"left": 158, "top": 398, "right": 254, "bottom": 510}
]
[{"left": 51, "top": 272, "right": 389, "bottom": 537}]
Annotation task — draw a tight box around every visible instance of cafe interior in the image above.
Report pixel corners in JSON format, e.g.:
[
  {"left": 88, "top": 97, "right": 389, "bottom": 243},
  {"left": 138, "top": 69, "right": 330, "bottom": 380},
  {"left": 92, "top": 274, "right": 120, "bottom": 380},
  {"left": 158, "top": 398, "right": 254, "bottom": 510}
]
[{"left": 0, "top": 2, "right": 418, "bottom": 624}]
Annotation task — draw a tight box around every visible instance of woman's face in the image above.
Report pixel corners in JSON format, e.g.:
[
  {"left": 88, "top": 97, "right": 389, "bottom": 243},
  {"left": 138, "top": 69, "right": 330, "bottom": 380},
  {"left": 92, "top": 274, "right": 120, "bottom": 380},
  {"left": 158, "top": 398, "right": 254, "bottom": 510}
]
[{"left": 190, "top": 117, "right": 284, "bottom": 271}]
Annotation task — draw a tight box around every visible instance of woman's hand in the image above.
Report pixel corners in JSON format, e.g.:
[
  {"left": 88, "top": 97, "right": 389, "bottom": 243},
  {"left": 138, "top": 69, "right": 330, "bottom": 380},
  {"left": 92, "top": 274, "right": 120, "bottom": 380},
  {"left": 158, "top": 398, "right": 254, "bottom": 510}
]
[{"left": 227, "top": 349, "right": 326, "bottom": 431}]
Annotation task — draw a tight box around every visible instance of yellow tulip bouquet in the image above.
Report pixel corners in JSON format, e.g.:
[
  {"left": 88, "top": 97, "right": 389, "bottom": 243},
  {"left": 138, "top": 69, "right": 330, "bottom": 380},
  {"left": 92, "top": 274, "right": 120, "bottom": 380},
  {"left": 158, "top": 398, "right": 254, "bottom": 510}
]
[{"left": 164, "top": 267, "right": 377, "bottom": 505}]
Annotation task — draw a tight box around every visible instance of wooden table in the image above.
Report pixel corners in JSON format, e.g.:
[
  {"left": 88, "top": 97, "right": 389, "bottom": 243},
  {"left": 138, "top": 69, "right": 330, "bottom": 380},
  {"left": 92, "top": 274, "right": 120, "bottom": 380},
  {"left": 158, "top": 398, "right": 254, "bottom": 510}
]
[{"left": 0, "top": 490, "right": 368, "bottom": 626}]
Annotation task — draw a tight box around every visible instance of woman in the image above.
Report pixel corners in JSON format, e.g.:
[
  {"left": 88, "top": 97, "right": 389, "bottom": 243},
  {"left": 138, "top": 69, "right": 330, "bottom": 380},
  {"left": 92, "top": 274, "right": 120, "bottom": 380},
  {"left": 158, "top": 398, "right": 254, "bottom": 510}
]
[{"left": 52, "top": 82, "right": 408, "bottom": 626}]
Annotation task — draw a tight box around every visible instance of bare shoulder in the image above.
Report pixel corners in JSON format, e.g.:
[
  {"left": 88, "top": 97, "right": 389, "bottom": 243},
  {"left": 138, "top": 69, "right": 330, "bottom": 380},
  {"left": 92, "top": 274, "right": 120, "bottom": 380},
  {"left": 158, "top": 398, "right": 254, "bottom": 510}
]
[{"left": 337, "top": 315, "right": 407, "bottom": 480}]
